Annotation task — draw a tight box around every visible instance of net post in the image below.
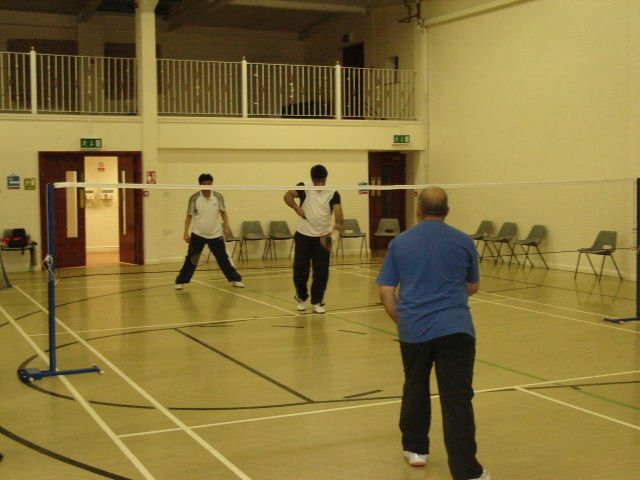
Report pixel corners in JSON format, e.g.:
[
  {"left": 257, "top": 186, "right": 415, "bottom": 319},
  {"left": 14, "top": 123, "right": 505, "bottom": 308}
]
[
  {"left": 604, "top": 177, "right": 640, "bottom": 323},
  {"left": 17, "top": 183, "right": 102, "bottom": 382}
]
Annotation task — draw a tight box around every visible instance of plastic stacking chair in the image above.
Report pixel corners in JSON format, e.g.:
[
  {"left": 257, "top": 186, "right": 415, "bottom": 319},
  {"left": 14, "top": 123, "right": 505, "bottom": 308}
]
[
  {"left": 337, "top": 219, "right": 367, "bottom": 258},
  {"left": 509, "top": 225, "right": 548, "bottom": 269},
  {"left": 206, "top": 223, "right": 240, "bottom": 263},
  {"left": 264, "top": 221, "right": 294, "bottom": 260},
  {"left": 239, "top": 221, "right": 270, "bottom": 261},
  {"left": 468, "top": 220, "right": 494, "bottom": 261},
  {"left": 574, "top": 230, "right": 622, "bottom": 280},
  {"left": 374, "top": 218, "right": 400, "bottom": 238},
  {"left": 480, "top": 222, "right": 517, "bottom": 264}
]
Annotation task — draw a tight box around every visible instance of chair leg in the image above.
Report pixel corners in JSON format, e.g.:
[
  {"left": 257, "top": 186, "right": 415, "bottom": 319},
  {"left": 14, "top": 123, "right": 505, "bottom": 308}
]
[
  {"left": 231, "top": 241, "right": 238, "bottom": 259},
  {"left": 337, "top": 236, "right": 344, "bottom": 259},
  {"left": 288, "top": 240, "right": 294, "bottom": 259},
  {"left": 263, "top": 239, "right": 272, "bottom": 260},
  {"left": 534, "top": 245, "right": 548, "bottom": 269},
  {"left": 585, "top": 254, "right": 598, "bottom": 277},
  {"left": 508, "top": 243, "right": 521, "bottom": 266},
  {"left": 493, "top": 242, "right": 503, "bottom": 263},
  {"left": 607, "top": 254, "right": 623, "bottom": 280},
  {"left": 574, "top": 252, "right": 582, "bottom": 278},
  {"left": 360, "top": 236, "right": 366, "bottom": 257},
  {"left": 479, "top": 241, "right": 489, "bottom": 262},
  {"left": 505, "top": 242, "right": 518, "bottom": 265},
  {"left": 508, "top": 244, "right": 517, "bottom": 266}
]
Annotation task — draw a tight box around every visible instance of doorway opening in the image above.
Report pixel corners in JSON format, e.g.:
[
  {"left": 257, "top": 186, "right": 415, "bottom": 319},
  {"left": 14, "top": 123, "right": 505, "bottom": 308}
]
[
  {"left": 84, "top": 156, "right": 119, "bottom": 266},
  {"left": 368, "top": 151, "right": 407, "bottom": 254},
  {"left": 38, "top": 151, "right": 143, "bottom": 268}
]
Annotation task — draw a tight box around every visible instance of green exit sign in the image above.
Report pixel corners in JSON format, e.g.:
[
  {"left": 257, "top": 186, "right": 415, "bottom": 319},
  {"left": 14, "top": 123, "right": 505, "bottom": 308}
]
[
  {"left": 393, "top": 135, "right": 410, "bottom": 144},
  {"left": 80, "top": 138, "right": 102, "bottom": 149}
]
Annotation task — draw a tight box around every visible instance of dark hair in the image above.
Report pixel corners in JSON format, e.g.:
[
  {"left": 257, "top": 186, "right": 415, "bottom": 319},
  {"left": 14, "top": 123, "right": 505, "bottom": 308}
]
[
  {"left": 198, "top": 173, "right": 213, "bottom": 184},
  {"left": 310, "top": 164, "right": 328, "bottom": 180}
]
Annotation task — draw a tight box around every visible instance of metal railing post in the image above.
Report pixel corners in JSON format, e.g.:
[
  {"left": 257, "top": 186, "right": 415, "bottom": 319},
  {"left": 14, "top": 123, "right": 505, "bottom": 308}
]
[
  {"left": 29, "top": 47, "right": 38, "bottom": 114},
  {"left": 334, "top": 61, "right": 342, "bottom": 120},
  {"left": 241, "top": 57, "right": 248, "bottom": 118}
]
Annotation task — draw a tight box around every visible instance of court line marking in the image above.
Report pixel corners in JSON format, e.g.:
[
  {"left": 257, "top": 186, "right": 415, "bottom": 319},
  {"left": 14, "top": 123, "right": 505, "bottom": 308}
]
[
  {"left": 193, "top": 280, "right": 296, "bottom": 315},
  {"left": 480, "top": 291, "right": 634, "bottom": 318},
  {"left": 26, "top": 307, "right": 387, "bottom": 337},
  {"left": 0, "top": 302, "right": 157, "bottom": 480},
  {"left": 472, "top": 297, "right": 640, "bottom": 334},
  {"left": 11, "top": 284, "right": 253, "bottom": 480},
  {"left": 331, "top": 268, "right": 638, "bottom": 334},
  {"left": 118, "top": 369, "right": 640, "bottom": 439},
  {"left": 514, "top": 387, "right": 640, "bottom": 432},
  {"left": 13, "top": 268, "right": 638, "bottom": 443}
]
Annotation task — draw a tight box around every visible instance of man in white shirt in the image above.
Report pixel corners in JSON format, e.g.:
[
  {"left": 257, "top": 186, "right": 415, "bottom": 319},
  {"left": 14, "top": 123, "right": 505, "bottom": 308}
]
[
  {"left": 284, "top": 165, "right": 343, "bottom": 313},
  {"left": 175, "top": 173, "right": 243, "bottom": 290}
]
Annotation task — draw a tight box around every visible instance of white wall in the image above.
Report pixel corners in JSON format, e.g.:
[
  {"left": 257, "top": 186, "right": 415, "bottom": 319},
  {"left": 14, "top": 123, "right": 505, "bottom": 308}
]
[
  {"left": 153, "top": 149, "right": 370, "bottom": 263},
  {"left": 0, "top": 116, "right": 142, "bottom": 272},
  {"left": 426, "top": 0, "right": 640, "bottom": 276},
  {"left": 0, "top": 114, "right": 421, "bottom": 266}
]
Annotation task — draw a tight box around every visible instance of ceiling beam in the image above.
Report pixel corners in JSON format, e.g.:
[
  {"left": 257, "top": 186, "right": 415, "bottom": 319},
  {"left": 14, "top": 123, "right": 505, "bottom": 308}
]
[
  {"left": 78, "top": 0, "right": 102, "bottom": 22},
  {"left": 230, "top": 0, "right": 367, "bottom": 14}
]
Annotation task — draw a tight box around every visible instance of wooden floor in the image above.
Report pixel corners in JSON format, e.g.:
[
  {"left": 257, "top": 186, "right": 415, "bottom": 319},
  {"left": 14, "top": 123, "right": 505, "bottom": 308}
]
[{"left": 0, "top": 256, "right": 638, "bottom": 479}]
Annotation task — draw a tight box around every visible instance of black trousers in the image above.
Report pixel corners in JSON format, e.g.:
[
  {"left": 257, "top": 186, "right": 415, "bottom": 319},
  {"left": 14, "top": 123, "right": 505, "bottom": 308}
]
[
  {"left": 176, "top": 234, "right": 241, "bottom": 284},
  {"left": 399, "top": 333, "right": 483, "bottom": 480},
  {"left": 293, "top": 232, "right": 330, "bottom": 305}
]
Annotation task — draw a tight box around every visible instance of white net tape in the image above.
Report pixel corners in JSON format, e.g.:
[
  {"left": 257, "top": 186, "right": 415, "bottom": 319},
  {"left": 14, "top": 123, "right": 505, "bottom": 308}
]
[{"left": 54, "top": 178, "right": 633, "bottom": 191}]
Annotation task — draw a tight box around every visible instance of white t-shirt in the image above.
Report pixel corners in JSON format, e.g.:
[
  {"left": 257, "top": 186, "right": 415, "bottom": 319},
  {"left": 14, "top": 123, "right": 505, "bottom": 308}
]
[
  {"left": 295, "top": 182, "right": 341, "bottom": 237},
  {"left": 186, "top": 191, "right": 225, "bottom": 239}
]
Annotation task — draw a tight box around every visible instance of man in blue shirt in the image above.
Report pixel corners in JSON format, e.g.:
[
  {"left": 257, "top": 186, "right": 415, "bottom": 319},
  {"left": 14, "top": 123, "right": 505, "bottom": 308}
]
[{"left": 377, "top": 187, "right": 489, "bottom": 480}]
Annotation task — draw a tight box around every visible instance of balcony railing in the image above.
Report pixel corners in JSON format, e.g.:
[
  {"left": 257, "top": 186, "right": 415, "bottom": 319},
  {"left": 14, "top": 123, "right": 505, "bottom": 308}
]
[
  {"left": 1, "top": 50, "right": 417, "bottom": 120},
  {"left": 0, "top": 50, "right": 136, "bottom": 114}
]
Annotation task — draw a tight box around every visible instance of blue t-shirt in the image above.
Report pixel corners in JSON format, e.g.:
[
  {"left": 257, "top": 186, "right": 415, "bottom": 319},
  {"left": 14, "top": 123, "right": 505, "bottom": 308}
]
[{"left": 376, "top": 220, "right": 479, "bottom": 343}]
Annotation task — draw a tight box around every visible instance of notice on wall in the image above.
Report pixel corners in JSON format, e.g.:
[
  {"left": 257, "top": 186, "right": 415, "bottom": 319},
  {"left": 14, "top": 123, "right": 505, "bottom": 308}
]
[
  {"left": 7, "top": 175, "right": 20, "bottom": 190},
  {"left": 146, "top": 171, "right": 157, "bottom": 184},
  {"left": 24, "top": 178, "right": 36, "bottom": 190}
]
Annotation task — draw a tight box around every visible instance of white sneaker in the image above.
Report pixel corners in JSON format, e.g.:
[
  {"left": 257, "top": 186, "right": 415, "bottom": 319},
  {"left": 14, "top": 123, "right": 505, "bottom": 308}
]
[
  {"left": 175, "top": 284, "right": 183, "bottom": 290},
  {"left": 231, "top": 281, "right": 245, "bottom": 288},
  {"left": 403, "top": 451, "right": 427, "bottom": 467},
  {"left": 312, "top": 303, "right": 326, "bottom": 314},
  {"left": 294, "top": 295, "right": 306, "bottom": 311},
  {"left": 469, "top": 470, "right": 491, "bottom": 480}
]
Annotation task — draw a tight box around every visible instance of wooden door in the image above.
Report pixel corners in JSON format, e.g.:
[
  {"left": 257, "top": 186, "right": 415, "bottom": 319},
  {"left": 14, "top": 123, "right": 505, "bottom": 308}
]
[
  {"left": 368, "top": 152, "right": 406, "bottom": 252},
  {"left": 118, "top": 155, "right": 144, "bottom": 264},
  {"left": 38, "top": 153, "right": 86, "bottom": 268}
]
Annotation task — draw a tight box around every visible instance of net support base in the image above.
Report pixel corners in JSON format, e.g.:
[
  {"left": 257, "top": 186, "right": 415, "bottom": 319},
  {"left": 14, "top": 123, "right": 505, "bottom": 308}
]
[
  {"left": 18, "top": 365, "right": 102, "bottom": 383},
  {"left": 603, "top": 316, "right": 640, "bottom": 324}
]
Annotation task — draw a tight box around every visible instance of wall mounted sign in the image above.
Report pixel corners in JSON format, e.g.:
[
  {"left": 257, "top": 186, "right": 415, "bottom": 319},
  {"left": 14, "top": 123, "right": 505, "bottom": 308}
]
[
  {"left": 7, "top": 175, "right": 20, "bottom": 190},
  {"left": 24, "top": 178, "right": 36, "bottom": 190},
  {"left": 80, "top": 138, "right": 102, "bottom": 149}
]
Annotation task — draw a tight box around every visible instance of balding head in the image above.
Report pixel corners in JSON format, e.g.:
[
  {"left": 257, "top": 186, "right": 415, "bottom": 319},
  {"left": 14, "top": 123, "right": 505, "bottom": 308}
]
[{"left": 417, "top": 186, "right": 449, "bottom": 220}]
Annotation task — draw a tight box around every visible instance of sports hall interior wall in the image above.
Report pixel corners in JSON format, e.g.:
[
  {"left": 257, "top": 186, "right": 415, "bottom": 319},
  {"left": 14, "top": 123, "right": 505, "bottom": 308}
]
[
  {"left": 1, "top": 1, "right": 640, "bottom": 279},
  {"left": 426, "top": 0, "right": 640, "bottom": 277}
]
